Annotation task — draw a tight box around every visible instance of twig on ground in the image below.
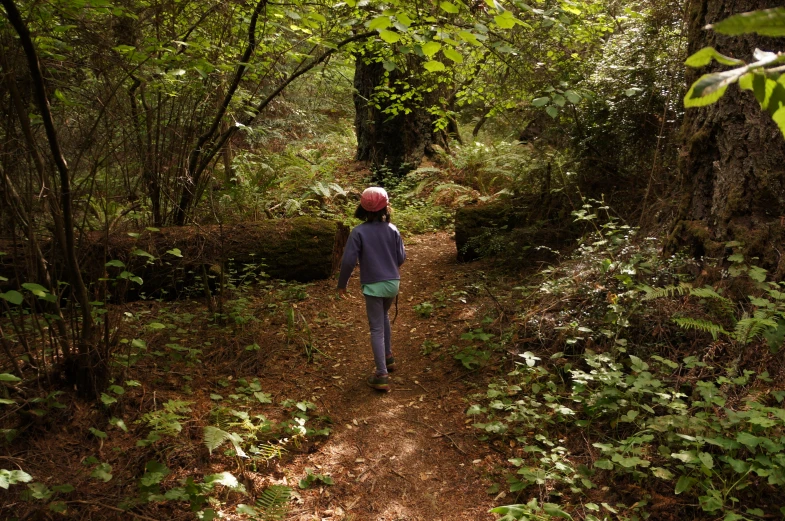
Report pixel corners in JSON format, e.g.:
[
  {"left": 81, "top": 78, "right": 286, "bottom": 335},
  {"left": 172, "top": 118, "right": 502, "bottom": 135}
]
[{"left": 403, "top": 417, "right": 467, "bottom": 455}]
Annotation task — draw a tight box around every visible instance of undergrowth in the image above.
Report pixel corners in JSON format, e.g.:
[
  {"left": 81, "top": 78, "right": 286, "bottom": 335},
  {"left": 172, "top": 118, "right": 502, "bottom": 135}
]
[{"left": 467, "top": 200, "right": 785, "bottom": 521}]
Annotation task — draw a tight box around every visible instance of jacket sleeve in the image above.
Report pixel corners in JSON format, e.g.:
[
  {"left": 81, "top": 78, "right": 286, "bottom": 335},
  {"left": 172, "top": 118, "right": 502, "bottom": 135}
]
[
  {"left": 396, "top": 231, "right": 406, "bottom": 267},
  {"left": 336, "top": 229, "right": 361, "bottom": 289}
]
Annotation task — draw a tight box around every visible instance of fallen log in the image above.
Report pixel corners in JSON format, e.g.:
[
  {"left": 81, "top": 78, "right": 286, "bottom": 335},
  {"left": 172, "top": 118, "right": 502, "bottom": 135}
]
[
  {"left": 454, "top": 194, "right": 578, "bottom": 264},
  {"left": 83, "top": 217, "right": 349, "bottom": 301}
]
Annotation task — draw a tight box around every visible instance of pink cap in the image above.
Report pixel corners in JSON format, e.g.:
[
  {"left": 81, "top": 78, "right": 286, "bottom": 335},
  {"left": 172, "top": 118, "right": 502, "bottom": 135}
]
[{"left": 360, "top": 187, "right": 389, "bottom": 212}]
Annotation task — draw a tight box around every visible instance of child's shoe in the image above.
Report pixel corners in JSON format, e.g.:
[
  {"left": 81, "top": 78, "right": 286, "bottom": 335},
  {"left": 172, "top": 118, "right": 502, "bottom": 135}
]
[
  {"left": 367, "top": 374, "right": 390, "bottom": 392},
  {"left": 386, "top": 357, "right": 397, "bottom": 372}
]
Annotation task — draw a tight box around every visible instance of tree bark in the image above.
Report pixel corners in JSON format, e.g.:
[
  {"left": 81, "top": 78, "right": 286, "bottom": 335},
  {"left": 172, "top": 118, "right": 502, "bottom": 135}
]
[
  {"left": 672, "top": 0, "right": 785, "bottom": 277},
  {"left": 353, "top": 51, "right": 437, "bottom": 177}
]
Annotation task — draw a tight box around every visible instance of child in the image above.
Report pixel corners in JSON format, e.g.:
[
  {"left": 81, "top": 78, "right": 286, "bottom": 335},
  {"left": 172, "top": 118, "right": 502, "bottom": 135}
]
[{"left": 337, "top": 187, "right": 406, "bottom": 392}]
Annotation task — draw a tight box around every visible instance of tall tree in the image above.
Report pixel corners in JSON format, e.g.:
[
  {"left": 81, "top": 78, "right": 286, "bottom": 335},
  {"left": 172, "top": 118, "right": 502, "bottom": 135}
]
[{"left": 673, "top": 0, "right": 785, "bottom": 276}]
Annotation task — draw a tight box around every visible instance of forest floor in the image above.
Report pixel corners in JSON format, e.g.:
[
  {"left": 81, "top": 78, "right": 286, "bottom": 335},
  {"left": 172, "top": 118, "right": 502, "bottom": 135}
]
[{"left": 4, "top": 231, "right": 510, "bottom": 520}]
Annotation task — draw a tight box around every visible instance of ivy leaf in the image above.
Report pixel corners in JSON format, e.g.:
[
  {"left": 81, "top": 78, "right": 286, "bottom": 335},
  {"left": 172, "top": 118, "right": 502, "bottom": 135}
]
[
  {"left": 710, "top": 7, "right": 785, "bottom": 36},
  {"left": 685, "top": 47, "right": 746, "bottom": 67},
  {"left": 440, "top": 1, "right": 460, "bottom": 13},
  {"left": 423, "top": 60, "right": 446, "bottom": 72},
  {"left": 379, "top": 30, "right": 401, "bottom": 43},
  {"left": 443, "top": 47, "right": 463, "bottom": 63}
]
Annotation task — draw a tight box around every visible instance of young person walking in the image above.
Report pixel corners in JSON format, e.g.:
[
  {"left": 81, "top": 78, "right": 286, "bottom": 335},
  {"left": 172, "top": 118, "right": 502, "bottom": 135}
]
[{"left": 337, "top": 187, "right": 406, "bottom": 392}]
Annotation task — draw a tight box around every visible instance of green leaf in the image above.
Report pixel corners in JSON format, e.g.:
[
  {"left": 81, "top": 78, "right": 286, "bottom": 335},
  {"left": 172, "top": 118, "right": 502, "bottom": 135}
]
[
  {"left": 423, "top": 60, "right": 446, "bottom": 72},
  {"left": 593, "top": 459, "right": 613, "bottom": 470},
  {"left": 684, "top": 76, "right": 729, "bottom": 107},
  {"left": 698, "top": 452, "right": 714, "bottom": 469},
  {"left": 52, "top": 483, "right": 74, "bottom": 493},
  {"left": 0, "top": 290, "right": 24, "bottom": 305},
  {"left": 675, "top": 475, "right": 697, "bottom": 494},
  {"left": 0, "top": 469, "right": 32, "bottom": 489},
  {"left": 89, "top": 428, "right": 108, "bottom": 439},
  {"left": 368, "top": 16, "right": 391, "bottom": 31},
  {"left": 204, "top": 471, "right": 242, "bottom": 490},
  {"left": 532, "top": 97, "right": 550, "bottom": 107},
  {"left": 22, "top": 283, "right": 48, "bottom": 297},
  {"left": 165, "top": 248, "right": 182, "bottom": 257},
  {"left": 494, "top": 13, "right": 517, "bottom": 29},
  {"left": 651, "top": 467, "right": 674, "bottom": 479},
  {"left": 546, "top": 106, "right": 559, "bottom": 119},
  {"left": 685, "top": 47, "right": 746, "bottom": 67},
  {"left": 379, "top": 30, "right": 401, "bottom": 43},
  {"left": 543, "top": 503, "right": 573, "bottom": 519},
  {"left": 458, "top": 31, "right": 481, "bottom": 46},
  {"left": 49, "top": 501, "right": 67, "bottom": 513},
  {"left": 565, "top": 90, "right": 582, "bottom": 104},
  {"left": 440, "top": 1, "right": 460, "bottom": 13},
  {"left": 105, "top": 259, "right": 126, "bottom": 268},
  {"left": 0, "top": 373, "right": 21, "bottom": 383},
  {"left": 711, "top": 7, "right": 785, "bottom": 36},
  {"left": 422, "top": 41, "right": 442, "bottom": 57},
  {"left": 443, "top": 47, "right": 463, "bottom": 63},
  {"left": 90, "top": 463, "right": 113, "bottom": 482},
  {"left": 383, "top": 61, "right": 397, "bottom": 71},
  {"left": 131, "top": 248, "right": 155, "bottom": 259}
]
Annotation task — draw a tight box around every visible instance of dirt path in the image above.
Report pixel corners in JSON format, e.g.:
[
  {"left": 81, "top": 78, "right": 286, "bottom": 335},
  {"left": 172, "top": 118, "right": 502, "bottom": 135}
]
[{"left": 283, "top": 231, "right": 500, "bottom": 520}]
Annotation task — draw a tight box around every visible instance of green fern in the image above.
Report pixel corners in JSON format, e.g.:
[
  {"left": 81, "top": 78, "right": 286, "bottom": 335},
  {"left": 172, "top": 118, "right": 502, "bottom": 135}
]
[
  {"left": 641, "top": 283, "right": 692, "bottom": 300},
  {"left": 255, "top": 485, "right": 291, "bottom": 521},
  {"left": 673, "top": 317, "right": 727, "bottom": 340},
  {"left": 203, "top": 426, "right": 247, "bottom": 458},
  {"left": 731, "top": 316, "right": 777, "bottom": 344}
]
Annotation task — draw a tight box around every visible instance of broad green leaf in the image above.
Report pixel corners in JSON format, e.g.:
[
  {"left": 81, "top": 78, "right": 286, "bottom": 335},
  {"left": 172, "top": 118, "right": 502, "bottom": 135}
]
[
  {"left": 396, "top": 12, "right": 412, "bottom": 26},
  {"left": 711, "top": 7, "right": 785, "bottom": 36},
  {"left": 686, "top": 47, "right": 746, "bottom": 67},
  {"left": 105, "top": 259, "right": 125, "bottom": 268},
  {"left": 422, "top": 41, "right": 442, "bottom": 57},
  {"left": 565, "top": 90, "right": 582, "bottom": 104},
  {"left": 494, "top": 13, "right": 517, "bottom": 29},
  {"left": 458, "top": 30, "right": 481, "bottom": 46},
  {"left": 22, "top": 283, "right": 48, "bottom": 297},
  {"left": 0, "top": 373, "right": 21, "bottom": 383},
  {"left": 543, "top": 503, "right": 573, "bottom": 519},
  {"left": 204, "top": 471, "right": 241, "bottom": 489},
  {"left": 552, "top": 94, "right": 566, "bottom": 107},
  {"left": 379, "top": 30, "right": 401, "bottom": 43},
  {"left": 90, "top": 463, "right": 113, "bottom": 482},
  {"left": 593, "top": 459, "right": 613, "bottom": 470},
  {"left": 443, "top": 47, "right": 463, "bottom": 63},
  {"left": 651, "top": 467, "right": 674, "bottom": 479},
  {"left": 0, "top": 290, "right": 24, "bottom": 305},
  {"left": 698, "top": 452, "right": 714, "bottom": 469},
  {"left": 423, "top": 60, "right": 446, "bottom": 72},
  {"left": 147, "top": 322, "right": 166, "bottom": 330},
  {"left": 546, "top": 106, "right": 559, "bottom": 119},
  {"left": 165, "top": 248, "right": 182, "bottom": 257},
  {"left": 0, "top": 469, "right": 32, "bottom": 489},
  {"left": 675, "top": 475, "right": 697, "bottom": 494},
  {"left": 684, "top": 77, "right": 729, "bottom": 108},
  {"left": 736, "top": 432, "right": 761, "bottom": 448},
  {"left": 131, "top": 248, "right": 155, "bottom": 259},
  {"left": 532, "top": 97, "right": 550, "bottom": 107},
  {"left": 89, "top": 427, "right": 108, "bottom": 439},
  {"left": 383, "top": 60, "right": 397, "bottom": 71},
  {"left": 440, "top": 1, "right": 459, "bottom": 13},
  {"left": 368, "top": 16, "right": 391, "bottom": 31}
]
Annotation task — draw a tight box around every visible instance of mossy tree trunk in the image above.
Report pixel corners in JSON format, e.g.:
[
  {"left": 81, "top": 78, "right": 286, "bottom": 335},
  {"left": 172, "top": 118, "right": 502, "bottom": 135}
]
[
  {"left": 353, "top": 49, "right": 439, "bottom": 177},
  {"left": 673, "top": 0, "right": 785, "bottom": 277}
]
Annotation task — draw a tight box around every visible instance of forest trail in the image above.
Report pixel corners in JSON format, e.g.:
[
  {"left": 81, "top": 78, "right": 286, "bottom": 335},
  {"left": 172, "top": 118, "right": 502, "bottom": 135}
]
[{"left": 280, "top": 231, "right": 501, "bottom": 520}]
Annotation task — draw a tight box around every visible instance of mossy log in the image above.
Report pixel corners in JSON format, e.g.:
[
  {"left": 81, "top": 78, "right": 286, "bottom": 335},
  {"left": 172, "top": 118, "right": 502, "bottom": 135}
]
[
  {"left": 0, "top": 217, "right": 348, "bottom": 300},
  {"left": 81, "top": 217, "right": 349, "bottom": 300},
  {"left": 454, "top": 194, "right": 578, "bottom": 263}
]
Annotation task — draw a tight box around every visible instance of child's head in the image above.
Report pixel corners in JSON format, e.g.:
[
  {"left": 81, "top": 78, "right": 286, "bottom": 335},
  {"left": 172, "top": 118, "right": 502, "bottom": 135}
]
[{"left": 355, "top": 187, "right": 391, "bottom": 222}]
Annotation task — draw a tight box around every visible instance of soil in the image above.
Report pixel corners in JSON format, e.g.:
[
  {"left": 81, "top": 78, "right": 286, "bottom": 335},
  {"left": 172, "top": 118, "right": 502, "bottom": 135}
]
[{"left": 2, "top": 231, "right": 508, "bottom": 520}]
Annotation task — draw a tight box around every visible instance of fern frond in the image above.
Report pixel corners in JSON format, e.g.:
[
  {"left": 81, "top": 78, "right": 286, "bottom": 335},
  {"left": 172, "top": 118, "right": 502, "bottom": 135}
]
[
  {"left": 732, "top": 317, "right": 778, "bottom": 345},
  {"left": 641, "top": 283, "right": 692, "bottom": 300},
  {"left": 673, "top": 317, "right": 727, "bottom": 340},
  {"left": 689, "top": 286, "right": 730, "bottom": 302},
  {"left": 255, "top": 442, "right": 286, "bottom": 460},
  {"left": 328, "top": 183, "right": 347, "bottom": 196},
  {"left": 256, "top": 485, "right": 292, "bottom": 521},
  {"left": 204, "top": 426, "right": 232, "bottom": 454}
]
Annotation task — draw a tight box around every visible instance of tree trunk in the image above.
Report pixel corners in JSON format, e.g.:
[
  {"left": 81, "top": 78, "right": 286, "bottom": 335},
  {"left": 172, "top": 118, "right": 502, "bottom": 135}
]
[
  {"left": 353, "top": 51, "right": 436, "bottom": 177},
  {"left": 672, "top": 0, "right": 785, "bottom": 277}
]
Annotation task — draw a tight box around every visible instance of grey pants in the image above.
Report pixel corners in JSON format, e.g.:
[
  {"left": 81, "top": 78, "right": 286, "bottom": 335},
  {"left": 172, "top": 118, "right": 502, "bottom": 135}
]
[{"left": 364, "top": 295, "right": 394, "bottom": 376}]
